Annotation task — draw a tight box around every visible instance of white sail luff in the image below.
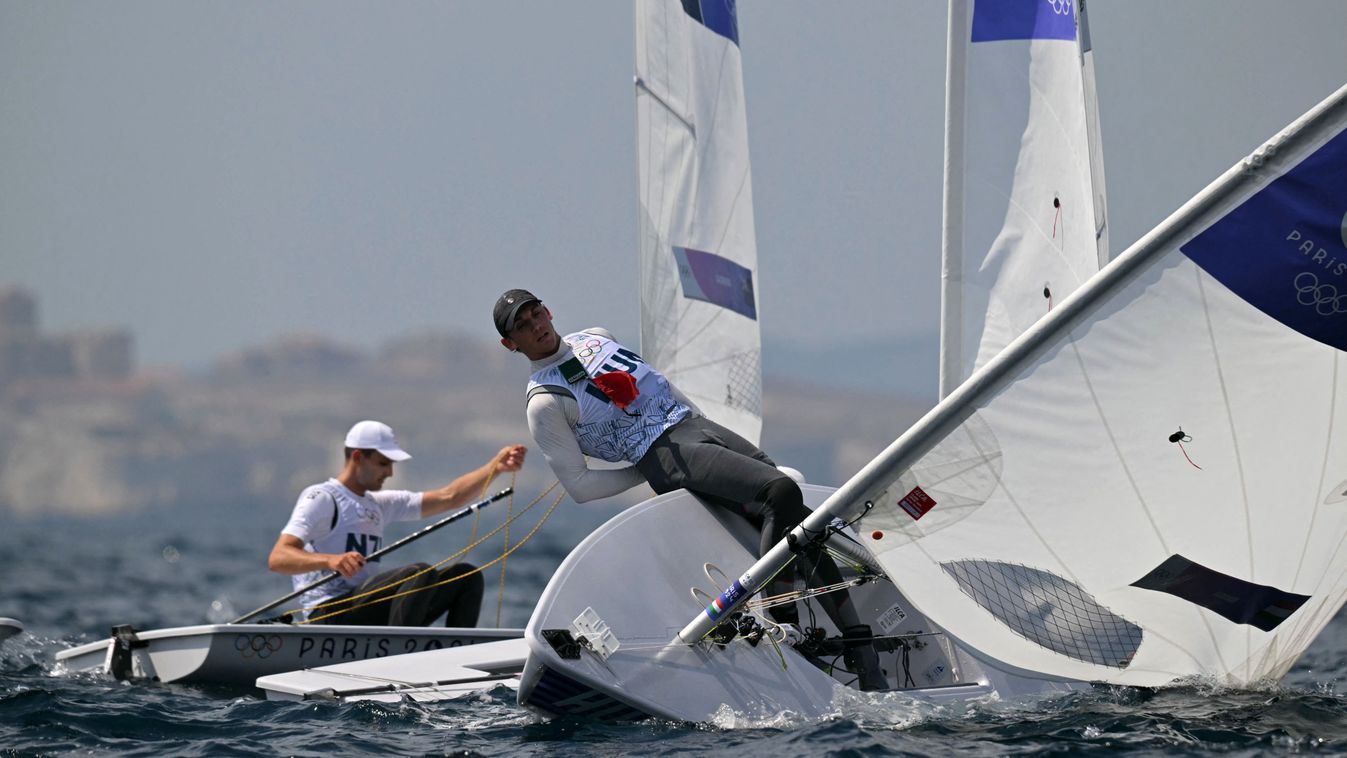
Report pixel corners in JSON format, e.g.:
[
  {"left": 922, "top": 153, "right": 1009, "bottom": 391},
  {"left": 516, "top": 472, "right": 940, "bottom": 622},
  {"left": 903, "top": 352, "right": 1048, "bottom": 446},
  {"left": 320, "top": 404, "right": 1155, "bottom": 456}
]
[
  {"left": 939, "top": 0, "right": 1110, "bottom": 399},
  {"left": 939, "top": 0, "right": 970, "bottom": 400}
]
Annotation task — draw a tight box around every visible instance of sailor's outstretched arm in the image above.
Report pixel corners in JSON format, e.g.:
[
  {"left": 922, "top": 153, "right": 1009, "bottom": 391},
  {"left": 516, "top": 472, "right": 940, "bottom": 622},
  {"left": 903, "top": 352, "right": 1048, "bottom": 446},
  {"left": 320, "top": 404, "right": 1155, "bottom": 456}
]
[
  {"left": 527, "top": 391, "right": 645, "bottom": 502},
  {"left": 420, "top": 445, "right": 527, "bottom": 516}
]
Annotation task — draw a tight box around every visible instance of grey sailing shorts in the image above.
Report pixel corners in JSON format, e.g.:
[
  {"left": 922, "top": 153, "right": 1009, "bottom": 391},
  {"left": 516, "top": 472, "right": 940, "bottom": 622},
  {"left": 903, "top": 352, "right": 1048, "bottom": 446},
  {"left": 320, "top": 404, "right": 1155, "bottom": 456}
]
[{"left": 634, "top": 415, "right": 784, "bottom": 507}]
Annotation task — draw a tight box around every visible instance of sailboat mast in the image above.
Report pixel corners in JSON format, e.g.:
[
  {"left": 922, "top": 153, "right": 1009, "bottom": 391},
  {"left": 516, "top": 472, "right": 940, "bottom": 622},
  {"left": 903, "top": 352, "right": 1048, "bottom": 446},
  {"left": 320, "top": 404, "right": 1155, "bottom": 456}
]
[
  {"left": 939, "top": 0, "right": 971, "bottom": 401},
  {"left": 1077, "top": 0, "right": 1110, "bottom": 267}
]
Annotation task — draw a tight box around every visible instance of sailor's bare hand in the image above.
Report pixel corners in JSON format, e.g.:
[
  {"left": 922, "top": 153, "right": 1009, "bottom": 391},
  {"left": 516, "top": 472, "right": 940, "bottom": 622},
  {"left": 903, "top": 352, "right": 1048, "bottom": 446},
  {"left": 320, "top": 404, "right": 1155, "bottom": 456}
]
[
  {"left": 493, "top": 444, "right": 528, "bottom": 473},
  {"left": 328, "top": 551, "right": 366, "bottom": 578}
]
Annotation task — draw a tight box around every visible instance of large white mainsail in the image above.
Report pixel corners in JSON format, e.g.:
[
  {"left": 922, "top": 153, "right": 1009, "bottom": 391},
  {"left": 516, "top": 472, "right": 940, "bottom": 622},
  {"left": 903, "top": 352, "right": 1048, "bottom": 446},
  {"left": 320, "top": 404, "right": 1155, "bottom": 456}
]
[
  {"left": 635, "top": 0, "right": 763, "bottom": 443},
  {"left": 940, "top": 0, "right": 1109, "bottom": 398},
  {"left": 851, "top": 84, "right": 1347, "bottom": 686},
  {"left": 682, "top": 85, "right": 1347, "bottom": 685}
]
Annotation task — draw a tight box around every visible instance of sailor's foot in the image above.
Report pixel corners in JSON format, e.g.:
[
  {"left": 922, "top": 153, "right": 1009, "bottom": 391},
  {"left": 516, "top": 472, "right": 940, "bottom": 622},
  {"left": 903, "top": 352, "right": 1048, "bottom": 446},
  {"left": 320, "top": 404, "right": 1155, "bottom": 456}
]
[{"left": 842, "top": 624, "right": 889, "bottom": 692}]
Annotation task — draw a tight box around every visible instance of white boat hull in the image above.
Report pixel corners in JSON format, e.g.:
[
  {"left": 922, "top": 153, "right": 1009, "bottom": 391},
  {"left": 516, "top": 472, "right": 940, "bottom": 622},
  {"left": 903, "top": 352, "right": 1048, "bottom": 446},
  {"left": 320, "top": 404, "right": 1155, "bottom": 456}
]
[
  {"left": 516, "top": 486, "right": 1083, "bottom": 722},
  {"left": 55, "top": 623, "right": 521, "bottom": 688}
]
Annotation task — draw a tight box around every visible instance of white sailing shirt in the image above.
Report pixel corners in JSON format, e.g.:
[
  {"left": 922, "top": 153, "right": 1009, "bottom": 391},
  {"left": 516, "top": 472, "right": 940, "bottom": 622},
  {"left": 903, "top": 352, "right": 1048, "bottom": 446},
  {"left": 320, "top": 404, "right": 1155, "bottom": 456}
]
[
  {"left": 528, "top": 331, "right": 691, "bottom": 464},
  {"left": 281, "top": 478, "right": 423, "bottom": 617}
]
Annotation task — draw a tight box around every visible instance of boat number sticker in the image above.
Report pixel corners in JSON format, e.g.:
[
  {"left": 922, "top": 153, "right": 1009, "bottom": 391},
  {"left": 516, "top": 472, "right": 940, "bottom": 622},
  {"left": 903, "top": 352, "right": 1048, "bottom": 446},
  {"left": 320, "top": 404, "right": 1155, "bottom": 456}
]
[
  {"left": 876, "top": 604, "right": 908, "bottom": 634},
  {"left": 899, "top": 486, "right": 937, "bottom": 520}
]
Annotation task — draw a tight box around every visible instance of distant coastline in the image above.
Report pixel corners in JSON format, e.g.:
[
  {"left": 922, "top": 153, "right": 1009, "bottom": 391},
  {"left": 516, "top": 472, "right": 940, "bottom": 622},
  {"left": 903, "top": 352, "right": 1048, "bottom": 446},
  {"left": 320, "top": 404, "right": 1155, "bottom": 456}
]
[{"left": 0, "top": 287, "right": 931, "bottom": 517}]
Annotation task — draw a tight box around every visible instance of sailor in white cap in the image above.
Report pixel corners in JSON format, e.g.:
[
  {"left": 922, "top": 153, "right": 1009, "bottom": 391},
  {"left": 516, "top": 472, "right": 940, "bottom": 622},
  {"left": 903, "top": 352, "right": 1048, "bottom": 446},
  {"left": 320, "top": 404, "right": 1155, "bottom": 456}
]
[{"left": 268, "top": 420, "right": 526, "bottom": 626}]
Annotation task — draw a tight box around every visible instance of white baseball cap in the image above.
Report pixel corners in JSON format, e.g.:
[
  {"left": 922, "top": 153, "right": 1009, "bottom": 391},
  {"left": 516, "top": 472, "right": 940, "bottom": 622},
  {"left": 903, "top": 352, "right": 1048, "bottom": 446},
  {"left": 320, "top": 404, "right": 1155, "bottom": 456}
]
[{"left": 344, "top": 420, "right": 412, "bottom": 461}]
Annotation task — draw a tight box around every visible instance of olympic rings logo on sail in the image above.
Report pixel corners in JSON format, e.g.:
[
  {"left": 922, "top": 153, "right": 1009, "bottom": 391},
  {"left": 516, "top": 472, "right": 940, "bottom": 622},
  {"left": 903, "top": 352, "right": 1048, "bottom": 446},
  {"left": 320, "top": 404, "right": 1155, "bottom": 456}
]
[
  {"left": 1293, "top": 272, "right": 1347, "bottom": 316},
  {"left": 234, "top": 634, "right": 283, "bottom": 659},
  {"left": 1046, "top": 0, "right": 1073, "bottom": 16}
]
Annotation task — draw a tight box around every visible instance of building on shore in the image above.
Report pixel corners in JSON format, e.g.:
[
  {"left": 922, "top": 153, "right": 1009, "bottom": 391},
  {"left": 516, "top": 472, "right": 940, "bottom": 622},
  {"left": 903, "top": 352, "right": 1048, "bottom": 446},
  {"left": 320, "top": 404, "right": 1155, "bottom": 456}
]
[{"left": 0, "top": 286, "right": 133, "bottom": 388}]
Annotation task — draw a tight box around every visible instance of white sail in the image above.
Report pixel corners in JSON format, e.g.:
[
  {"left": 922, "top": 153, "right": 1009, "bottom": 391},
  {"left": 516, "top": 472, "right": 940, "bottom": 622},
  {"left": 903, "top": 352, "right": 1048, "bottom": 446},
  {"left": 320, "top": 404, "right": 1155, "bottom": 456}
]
[
  {"left": 847, "top": 84, "right": 1347, "bottom": 686},
  {"left": 940, "top": 0, "right": 1109, "bottom": 399},
  {"left": 636, "top": 0, "right": 763, "bottom": 444}
]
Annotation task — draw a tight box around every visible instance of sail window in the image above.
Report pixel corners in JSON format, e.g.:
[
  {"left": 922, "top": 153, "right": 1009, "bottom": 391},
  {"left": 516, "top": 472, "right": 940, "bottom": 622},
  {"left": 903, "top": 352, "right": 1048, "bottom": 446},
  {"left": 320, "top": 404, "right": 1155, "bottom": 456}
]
[
  {"left": 1130, "top": 554, "right": 1309, "bottom": 632},
  {"left": 941, "top": 559, "right": 1142, "bottom": 668},
  {"left": 671, "top": 246, "right": 757, "bottom": 320}
]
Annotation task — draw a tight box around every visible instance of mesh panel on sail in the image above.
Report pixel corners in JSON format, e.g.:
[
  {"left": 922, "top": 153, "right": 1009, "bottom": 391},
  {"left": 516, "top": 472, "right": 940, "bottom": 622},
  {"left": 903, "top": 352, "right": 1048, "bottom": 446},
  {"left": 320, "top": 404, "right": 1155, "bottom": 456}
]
[
  {"left": 941, "top": 559, "right": 1142, "bottom": 668},
  {"left": 723, "top": 349, "right": 761, "bottom": 415}
]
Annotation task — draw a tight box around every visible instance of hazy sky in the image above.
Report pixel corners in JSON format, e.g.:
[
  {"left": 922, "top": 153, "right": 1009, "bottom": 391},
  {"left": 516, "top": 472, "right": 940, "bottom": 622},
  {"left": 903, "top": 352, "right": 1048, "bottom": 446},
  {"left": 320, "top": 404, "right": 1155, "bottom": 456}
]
[{"left": 4, "top": 1, "right": 1345, "bottom": 379}]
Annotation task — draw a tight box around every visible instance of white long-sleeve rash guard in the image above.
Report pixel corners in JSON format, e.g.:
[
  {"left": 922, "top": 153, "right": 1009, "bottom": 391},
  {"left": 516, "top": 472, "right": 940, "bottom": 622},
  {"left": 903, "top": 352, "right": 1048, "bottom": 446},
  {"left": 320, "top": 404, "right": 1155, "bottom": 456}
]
[{"left": 525, "top": 328, "right": 699, "bottom": 503}]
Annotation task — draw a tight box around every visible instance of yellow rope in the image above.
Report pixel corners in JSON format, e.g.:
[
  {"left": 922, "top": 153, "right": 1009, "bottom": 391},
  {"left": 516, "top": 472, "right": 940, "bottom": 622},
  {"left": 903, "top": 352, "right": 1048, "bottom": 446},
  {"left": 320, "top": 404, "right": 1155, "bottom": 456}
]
[
  {"left": 305, "top": 486, "right": 566, "bottom": 624},
  {"left": 295, "top": 480, "right": 560, "bottom": 623},
  {"left": 495, "top": 478, "right": 514, "bottom": 627},
  {"left": 301, "top": 481, "right": 559, "bottom": 623},
  {"left": 299, "top": 480, "right": 546, "bottom": 620},
  {"left": 466, "top": 510, "right": 481, "bottom": 562},
  {"left": 465, "top": 460, "right": 501, "bottom": 562},
  {"left": 476, "top": 465, "right": 516, "bottom": 627}
]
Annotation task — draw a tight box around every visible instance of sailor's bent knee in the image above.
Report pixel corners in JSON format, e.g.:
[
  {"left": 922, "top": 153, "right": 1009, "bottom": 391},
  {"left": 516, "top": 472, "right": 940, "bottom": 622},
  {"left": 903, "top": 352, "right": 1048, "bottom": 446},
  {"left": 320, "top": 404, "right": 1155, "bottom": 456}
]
[{"left": 755, "top": 476, "right": 807, "bottom": 522}]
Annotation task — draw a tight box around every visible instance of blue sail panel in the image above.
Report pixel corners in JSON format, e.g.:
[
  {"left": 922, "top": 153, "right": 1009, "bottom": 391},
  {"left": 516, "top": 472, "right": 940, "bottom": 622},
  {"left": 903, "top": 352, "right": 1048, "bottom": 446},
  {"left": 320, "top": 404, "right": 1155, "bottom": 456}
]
[
  {"left": 672, "top": 246, "right": 757, "bottom": 320},
  {"left": 972, "top": 0, "right": 1076, "bottom": 43},
  {"left": 680, "top": 0, "right": 739, "bottom": 46},
  {"left": 1181, "top": 128, "right": 1347, "bottom": 352}
]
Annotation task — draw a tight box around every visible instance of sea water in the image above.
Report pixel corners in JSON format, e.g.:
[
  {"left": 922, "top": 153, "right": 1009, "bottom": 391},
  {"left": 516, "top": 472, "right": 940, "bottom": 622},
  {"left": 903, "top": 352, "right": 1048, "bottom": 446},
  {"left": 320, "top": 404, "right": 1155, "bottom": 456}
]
[{"left": 4, "top": 504, "right": 1347, "bottom": 756}]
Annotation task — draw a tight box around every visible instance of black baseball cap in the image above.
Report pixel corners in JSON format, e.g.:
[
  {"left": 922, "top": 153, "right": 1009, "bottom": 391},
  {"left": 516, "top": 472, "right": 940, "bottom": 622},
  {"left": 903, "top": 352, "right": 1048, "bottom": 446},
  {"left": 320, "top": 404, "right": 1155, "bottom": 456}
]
[{"left": 493, "top": 289, "right": 541, "bottom": 337}]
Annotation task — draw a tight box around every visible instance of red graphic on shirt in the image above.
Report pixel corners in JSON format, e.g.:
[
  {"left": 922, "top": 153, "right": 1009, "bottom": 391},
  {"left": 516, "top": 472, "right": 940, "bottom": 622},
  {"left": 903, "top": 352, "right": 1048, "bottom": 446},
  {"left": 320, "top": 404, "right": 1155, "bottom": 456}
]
[{"left": 593, "top": 371, "right": 640, "bottom": 409}]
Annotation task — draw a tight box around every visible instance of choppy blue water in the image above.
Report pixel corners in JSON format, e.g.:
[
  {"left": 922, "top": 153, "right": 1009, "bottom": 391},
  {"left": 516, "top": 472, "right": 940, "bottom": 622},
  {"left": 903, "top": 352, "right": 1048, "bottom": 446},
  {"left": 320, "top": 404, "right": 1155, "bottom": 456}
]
[{"left": 5, "top": 503, "right": 1347, "bottom": 756}]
